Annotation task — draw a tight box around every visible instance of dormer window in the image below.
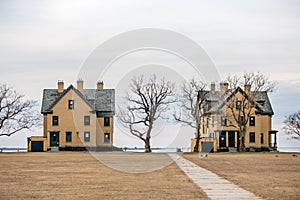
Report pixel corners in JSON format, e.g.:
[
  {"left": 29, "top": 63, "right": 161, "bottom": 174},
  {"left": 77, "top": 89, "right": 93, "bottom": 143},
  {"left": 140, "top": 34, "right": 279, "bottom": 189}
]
[
  {"left": 257, "top": 100, "right": 265, "bottom": 106},
  {"left": 68, "top": 100, "right": 74, "bottom": 110}
]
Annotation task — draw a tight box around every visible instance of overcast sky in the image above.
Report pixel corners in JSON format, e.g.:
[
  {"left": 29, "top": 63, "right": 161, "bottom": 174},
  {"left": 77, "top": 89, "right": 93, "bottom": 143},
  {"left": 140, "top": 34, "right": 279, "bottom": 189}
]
[{"left": 0, "top": 0, "right": 299, "bottom": 149}]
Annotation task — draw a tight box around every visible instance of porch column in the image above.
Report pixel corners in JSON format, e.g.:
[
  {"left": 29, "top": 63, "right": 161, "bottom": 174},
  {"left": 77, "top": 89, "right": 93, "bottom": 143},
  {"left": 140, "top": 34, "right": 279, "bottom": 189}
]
[
  {"left": 268, "top": 130, "right": 278, "bottom": 151},
  {"left": 226, "top": 131, "right": 228, "bottom": 148},
  {"left": 274, "top": 132, "right": 277, "bottom": 150},
  {"left": 235, "top": 131, "right": 237, "bottom": 148}
]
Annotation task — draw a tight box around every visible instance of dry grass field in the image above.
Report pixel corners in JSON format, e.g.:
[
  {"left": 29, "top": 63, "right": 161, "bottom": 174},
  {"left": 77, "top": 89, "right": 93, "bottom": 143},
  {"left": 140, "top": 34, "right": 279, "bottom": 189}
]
[
  {"left": 0, "top": 152, "right": 207, "bottom": 200},
  {"left": 184, "top": 152, "right": 300, "bottom": 200},
  {"left": 1, "top": 152, "right": 299, "bottom": 200}
]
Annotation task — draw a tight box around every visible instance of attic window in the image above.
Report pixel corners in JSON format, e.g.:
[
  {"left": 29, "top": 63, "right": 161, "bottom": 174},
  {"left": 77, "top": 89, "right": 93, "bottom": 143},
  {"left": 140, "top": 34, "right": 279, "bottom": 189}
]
[
  {"left": 250, "top": 116, "right": 255, "bottom": 126},
  {"left": 104, "top": 117, "right": 110, "bottom": 126},
  {"left": 236, "top": 101, "right": 242, "bottom": 110},
  {"left": 68, "top": 100, "right": 74, "bottom": 110},
  {"left": 221, "top": 116, "right": 226, "bottom": 126}
]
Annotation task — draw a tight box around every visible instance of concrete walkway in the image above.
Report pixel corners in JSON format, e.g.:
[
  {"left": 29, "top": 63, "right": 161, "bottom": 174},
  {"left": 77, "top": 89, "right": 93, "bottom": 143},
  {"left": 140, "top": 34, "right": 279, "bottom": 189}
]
[{"left": 169, "top": 154, "right": 261, "bottom": 200}]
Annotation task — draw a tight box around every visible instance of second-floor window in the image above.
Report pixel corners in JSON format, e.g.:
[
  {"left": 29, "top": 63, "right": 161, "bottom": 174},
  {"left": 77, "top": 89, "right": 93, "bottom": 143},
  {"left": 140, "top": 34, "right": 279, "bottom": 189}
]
[
  {"left": 238, "top": 116, "right": 244, "bottom": 125},
  {"left": 249, "top": 116, "right": 255, "bottom": 126},
  {"left": 68, "top": 100, "right": 74, "bottom": 110},
  {"left": 104, "top": 117, "right": 110, "bottom": 126},
  {"left": 52, "top": 116, "right": 59, "bottom": 126},
  {"left": 221, "top": 116, "right": 226, "bottom": 126},
  {"left": 84, "top": 116, "right": 90, "bottom": 126},
  {"left": 212, "top": 116, "right": 215, "bottom": 127}
]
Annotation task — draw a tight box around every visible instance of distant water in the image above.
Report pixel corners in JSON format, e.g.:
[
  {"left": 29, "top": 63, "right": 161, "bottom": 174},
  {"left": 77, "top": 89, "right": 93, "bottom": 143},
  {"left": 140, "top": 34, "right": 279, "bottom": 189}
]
[
  {"left": 1, "top": 147, "right": 299, "bottom": 153},
  {"left": 121, "top": 147, "right": 190, "bottom": 153},
  {"left": 0, "top": 147, "right": 188, "bottom": 153},
  {"left": 277, "top": 147, "right": 300, "bottom": 153},
  {"left": 0, "top": 147, "right": 27, "bottom": 152}
]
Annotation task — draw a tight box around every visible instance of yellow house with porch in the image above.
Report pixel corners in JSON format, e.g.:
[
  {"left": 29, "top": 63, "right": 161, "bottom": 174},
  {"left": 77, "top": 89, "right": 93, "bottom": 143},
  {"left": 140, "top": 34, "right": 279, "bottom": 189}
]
[
  {"left": 191, "top": 83, "right": 278, "bottom": 153},
  {"left": 28, "top": 80, "right": 117, "bottom": 152}
]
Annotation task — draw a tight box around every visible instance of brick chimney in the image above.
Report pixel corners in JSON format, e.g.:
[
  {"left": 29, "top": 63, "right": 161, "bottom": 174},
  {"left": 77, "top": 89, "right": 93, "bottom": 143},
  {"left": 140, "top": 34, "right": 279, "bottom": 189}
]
[
  {"left": 57, "top": 80, "right": 64, "bottom": 93},
  {"left": 244, "top": 84, "right": 251, "bottom": 95},
  {"left": 211, "top": 83, "right": 216, "bottom": 94},
  {"left": 97, "top": 81, "right": 104, "bottom": 90},
  {"left": 220, "top": 82, "right": 228, "bottom": 96},
  {"left": 77, "top": 79, "right": 84, "bottom": 94}
]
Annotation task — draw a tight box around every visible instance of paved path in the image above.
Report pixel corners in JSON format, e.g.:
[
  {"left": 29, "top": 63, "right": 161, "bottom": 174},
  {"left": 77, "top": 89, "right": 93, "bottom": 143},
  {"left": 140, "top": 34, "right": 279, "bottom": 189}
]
[{"left": 169, "top": 154, "right": 261, "bottom": 200}]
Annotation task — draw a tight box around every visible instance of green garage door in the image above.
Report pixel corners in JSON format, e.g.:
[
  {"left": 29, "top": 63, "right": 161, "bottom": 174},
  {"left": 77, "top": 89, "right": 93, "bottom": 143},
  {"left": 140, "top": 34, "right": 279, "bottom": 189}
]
[{"left": 31, "top": 141, "right": 43, "bottom": 152}]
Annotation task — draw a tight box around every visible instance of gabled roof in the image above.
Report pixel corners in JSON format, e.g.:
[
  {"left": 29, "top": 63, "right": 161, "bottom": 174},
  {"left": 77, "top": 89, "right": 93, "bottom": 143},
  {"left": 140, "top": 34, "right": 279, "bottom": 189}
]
[
  {"left": 199, "top": 87, "right": 274, "bottom": 115},
  {"left": 41, "top": 85, "right": 115, "bottom": 114}
]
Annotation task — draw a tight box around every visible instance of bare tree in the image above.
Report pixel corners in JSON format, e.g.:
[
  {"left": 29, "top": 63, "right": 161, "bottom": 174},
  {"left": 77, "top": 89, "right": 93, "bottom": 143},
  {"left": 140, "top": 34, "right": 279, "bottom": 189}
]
[
  {"left": 173, "top": 78, "right": 207, "bottom": 152},
  {"left": 283, "top": 110, "right": 300, "bottom": 140},
  {"left": 0, "top": 84, "right": 41, "bottom": 137},
  {"left": 118, "top": 75, "right": 176, "bottom": 152},
  {"left": 224, "top": 72, "right": 277, "bottom": 151}
]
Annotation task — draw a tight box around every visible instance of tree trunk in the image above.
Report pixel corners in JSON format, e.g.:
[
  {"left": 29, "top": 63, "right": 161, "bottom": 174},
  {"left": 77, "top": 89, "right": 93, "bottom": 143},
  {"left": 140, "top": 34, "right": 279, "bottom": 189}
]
[
  {"left": 239, "top": 135, "right": 246, "bottom": 152},
  {"left": 193, "top": 126, "right": 200, "bottom": 152},
  {"left": 145, "top": 137, "right": 151, "bottom": 153},
  {"left": 194, "top": 132, "right": 200, "bottom": 152}
]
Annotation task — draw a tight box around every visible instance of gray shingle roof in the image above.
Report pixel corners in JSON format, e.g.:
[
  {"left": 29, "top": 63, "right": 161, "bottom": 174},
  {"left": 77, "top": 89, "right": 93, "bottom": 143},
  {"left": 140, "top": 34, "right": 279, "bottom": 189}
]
[
  {"left": 41, "top": 85, "right": 115, "bottom": 114},
  {"left": 199, "top": 87, "right": 274, "bottom": 115}
]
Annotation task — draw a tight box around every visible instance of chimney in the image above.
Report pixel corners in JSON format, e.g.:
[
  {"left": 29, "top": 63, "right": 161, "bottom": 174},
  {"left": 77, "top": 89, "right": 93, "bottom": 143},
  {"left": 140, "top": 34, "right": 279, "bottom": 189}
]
[
  {"left": 77, "top": 79, "right": 84, "bottom": 94},
  {"left": 97, "top": 81, "right": 104, "bottom": 90},
  {"left": 220, "top": 82, "right": 228, "bottom": 96},
  {"left": 211, "top": 83, "right": 215, "bottom": 94},
  {"left": 244, "top": 84, "right": 251, "bottom": 95},
  {"left": 57, "top": 80, "right": 64, "bottom": 93}
]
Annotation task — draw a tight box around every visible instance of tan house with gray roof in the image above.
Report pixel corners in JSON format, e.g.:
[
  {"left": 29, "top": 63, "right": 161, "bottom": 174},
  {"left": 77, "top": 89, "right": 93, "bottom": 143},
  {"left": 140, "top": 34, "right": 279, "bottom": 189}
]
[
  {"left": 28, "top": 80, "right": 117, "bottom": 152},
  {"left": 191, "top": 83, "right": 278, "bottom": 153}
]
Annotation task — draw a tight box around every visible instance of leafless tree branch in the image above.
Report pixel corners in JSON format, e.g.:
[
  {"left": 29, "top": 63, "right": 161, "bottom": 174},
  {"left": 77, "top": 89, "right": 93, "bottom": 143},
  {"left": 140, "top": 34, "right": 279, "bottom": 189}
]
[
  {"left": 283, "top": 110, "right": 300, "bottom": 140},
  {"left": 173, "top": 78, "right": 208, "bottom": 152},
  {"left": 0, "top": 84, "right": 42, "bottom": 137},
  {"left": 117, "top": 75, "right": 176, "bottom": 152}
]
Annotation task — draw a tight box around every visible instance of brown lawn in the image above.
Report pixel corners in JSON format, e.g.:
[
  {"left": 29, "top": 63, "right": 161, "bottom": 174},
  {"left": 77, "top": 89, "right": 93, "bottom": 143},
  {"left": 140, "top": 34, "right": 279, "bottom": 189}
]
[
  {"left": 0, "top": 152, "right": 207, "bottom": 200},
  {"left": 184, "top": 152, "right": 300, "bottom": 200}
]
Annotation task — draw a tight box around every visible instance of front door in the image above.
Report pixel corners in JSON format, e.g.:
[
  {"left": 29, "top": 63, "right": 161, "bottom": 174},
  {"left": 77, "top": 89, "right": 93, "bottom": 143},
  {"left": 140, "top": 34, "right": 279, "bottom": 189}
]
[
  {"left": 50, "top": 132, "right": 59, "bottom": 147},
  {"left": 228, "top": 131, "right": 235, "bottom": 147}
]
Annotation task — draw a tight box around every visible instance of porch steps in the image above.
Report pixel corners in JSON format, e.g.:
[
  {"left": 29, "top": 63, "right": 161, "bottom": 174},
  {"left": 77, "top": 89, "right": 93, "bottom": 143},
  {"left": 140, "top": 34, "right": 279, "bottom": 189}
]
[
  {"left": 228, "top": 147, "right": 237, "bottom": 153},
  {"left": 49, "top": 147, "right": 59, "bottom": 152}
]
